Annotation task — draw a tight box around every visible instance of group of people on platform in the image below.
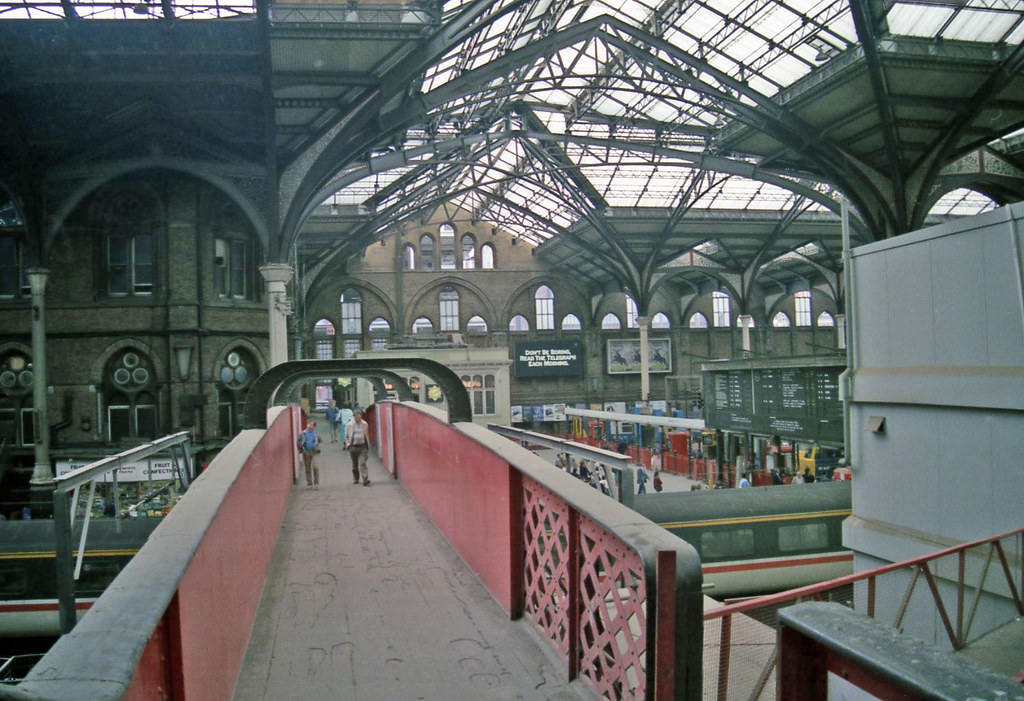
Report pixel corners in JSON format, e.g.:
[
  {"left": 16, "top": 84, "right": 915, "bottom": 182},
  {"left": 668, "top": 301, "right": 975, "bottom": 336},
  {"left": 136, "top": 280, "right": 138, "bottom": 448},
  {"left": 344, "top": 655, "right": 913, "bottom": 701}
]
[
  {"left": 297, "top": 400, "right": 371, "bottom": 489},
  {"left": 553, "top": 451, "right": 664, "bottom": 496}
]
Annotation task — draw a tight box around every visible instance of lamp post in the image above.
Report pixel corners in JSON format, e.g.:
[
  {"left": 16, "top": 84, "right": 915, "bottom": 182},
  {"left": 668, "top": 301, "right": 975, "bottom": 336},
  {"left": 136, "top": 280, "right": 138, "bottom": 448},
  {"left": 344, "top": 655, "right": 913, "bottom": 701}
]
[{"left": 27, "top": 267, "right": 52, "bottom": 514}]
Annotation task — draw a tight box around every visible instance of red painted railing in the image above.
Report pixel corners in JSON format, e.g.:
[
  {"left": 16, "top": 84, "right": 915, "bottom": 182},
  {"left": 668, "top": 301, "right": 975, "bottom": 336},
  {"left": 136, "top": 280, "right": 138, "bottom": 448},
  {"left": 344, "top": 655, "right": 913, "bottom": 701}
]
[
  {"left": 15, "top": 407, "right": 301, "bottom": 701},
  {"left": 383, "top": 403, "right": 704, "bottom": 700},
  {"left": 702, "top": 526, "right": 1024, "bottom": 700}
]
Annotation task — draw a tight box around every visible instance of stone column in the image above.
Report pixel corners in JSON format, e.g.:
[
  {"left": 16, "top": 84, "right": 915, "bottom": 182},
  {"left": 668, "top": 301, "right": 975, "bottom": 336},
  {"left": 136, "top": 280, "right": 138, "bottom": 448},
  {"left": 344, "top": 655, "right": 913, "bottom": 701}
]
[
  {"left": 27, "top": 268, "right": 53, "bottom": 496},
  {"left": 638, "top": 315, "right": 650, "bottom": 403},
  {"left": 259, "top": 264, "right": 294, "bottom": 368}
]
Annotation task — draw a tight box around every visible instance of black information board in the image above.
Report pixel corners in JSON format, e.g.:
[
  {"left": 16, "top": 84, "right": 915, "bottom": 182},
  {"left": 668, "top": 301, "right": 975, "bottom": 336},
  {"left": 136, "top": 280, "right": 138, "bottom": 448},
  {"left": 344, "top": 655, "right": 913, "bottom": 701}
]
[
  {"left": 703, "top": 365, "right": 843, "bottom": 442},
  {"left": 514, "top": 340, "right": 584, "bottom": 378}
]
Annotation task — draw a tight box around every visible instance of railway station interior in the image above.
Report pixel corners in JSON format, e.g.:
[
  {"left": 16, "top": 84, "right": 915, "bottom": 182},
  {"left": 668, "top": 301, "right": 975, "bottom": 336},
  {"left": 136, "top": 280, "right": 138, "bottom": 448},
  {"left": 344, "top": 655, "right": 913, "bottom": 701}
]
[{"left": 0, "top": 0, "right": 1022, "bottom": 697}]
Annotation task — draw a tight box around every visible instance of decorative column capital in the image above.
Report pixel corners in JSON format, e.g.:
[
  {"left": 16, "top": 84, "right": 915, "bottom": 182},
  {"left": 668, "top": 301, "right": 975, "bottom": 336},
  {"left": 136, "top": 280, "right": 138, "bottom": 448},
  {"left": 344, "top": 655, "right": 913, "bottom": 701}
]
[
  {"left": 259, "top": 263, "right": 293, "bottom": 287},
  {"left": 26, "top": 267, "right": 50, "bottom": 295}
]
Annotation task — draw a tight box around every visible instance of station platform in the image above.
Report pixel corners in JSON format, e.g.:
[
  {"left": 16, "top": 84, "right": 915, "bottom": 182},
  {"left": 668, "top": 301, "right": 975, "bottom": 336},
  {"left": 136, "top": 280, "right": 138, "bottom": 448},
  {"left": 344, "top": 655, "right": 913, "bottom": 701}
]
[{"left": 232, "top": 438, "right": 593, "bottom": 700}]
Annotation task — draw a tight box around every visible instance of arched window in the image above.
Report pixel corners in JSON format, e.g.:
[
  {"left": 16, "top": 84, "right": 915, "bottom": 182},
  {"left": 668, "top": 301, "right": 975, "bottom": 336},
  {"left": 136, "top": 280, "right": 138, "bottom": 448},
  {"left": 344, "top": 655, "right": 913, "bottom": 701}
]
[
  {"left": 601, "top": 313, "right": 621, "bottom": 330},
  {"left": 461, "top": 234, "right": 476, "bottom": 269},
  {"left": 561, "top": 313, "right": 582, "bottom": 331},
  {"left": 402, "top": 244, "right": 416, "bottom": 270},
  {"left": 0, "top": 237, "right": 38, "bottom": 299},
  {"left": 340, "top": 288, "right": 362, "bottom": 335},
  {"left": 369, "top": 317, "right": 391, "bottom": 350},
  {"left": 772, "top": 311, "right": 791, "bottom": 327},
  {"left": 214, "top": 237, "right": 253, "bottom": 299},
  {"left": 535, "top": 285, "right": 554, "bottom": 330},
  {"left": 412, "top": 316, "right": 434, "bottom": 334},
  {"left": 794, "top": 290, "right": 812, "bottom": 326},
  {"left": 688, "top": 312, "right": 708, "bottom": 329},
  {"left": 712, "top": 291, "right": 731, "bottom": 327},
  {"left": 0, "top": 350, "right": 37, "bottom": 446},
  {"left": 439, "top": 223, "right": 456, "bottom": 270},
  {"left": 217, "top": 347, "right": 258, "bottom": 436},
  {"left": 439, "top": 286, "right": 460, "bottom": 331},
  {"left": 509, "top": 314, "right": 530, "bottom": 332},
  {"left": 651, "top": 312, "right": 670, "bottom": 329},
  {"left": 626, "top": 295, "right": 638, "bottom": 328},
  {"left": 313, "top": 318, "right": 335, "bottom": 359},
  {"left": 419, "top": 234, "right": 435, "bottom": 271},
  {"left": 211, "top": 200, "right": 261, "bottom": 301},
  {"left": 104, "top": 349, "right": 158, "bottom": 441},
  {"left": 481, "top": 243, "right": 495, "bottom": 269},
  {"left": 101, "top": 190, "right": 155, "bottom": 297},
  {"left": 466, "top": 315, "right": 488, "bottom": 333},
  {"left": 817, "top": 311, "right": 835, "bottom": 327},
  {"left": 461, "top": 373, "right": 496, "bottom": 415}
]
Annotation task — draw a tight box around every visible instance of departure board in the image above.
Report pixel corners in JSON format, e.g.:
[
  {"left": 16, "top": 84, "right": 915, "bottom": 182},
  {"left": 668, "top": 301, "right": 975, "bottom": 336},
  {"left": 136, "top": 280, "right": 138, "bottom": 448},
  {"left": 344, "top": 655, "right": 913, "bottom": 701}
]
[{"left": 703, "top": 364, "right": 844, "bottom": 442}]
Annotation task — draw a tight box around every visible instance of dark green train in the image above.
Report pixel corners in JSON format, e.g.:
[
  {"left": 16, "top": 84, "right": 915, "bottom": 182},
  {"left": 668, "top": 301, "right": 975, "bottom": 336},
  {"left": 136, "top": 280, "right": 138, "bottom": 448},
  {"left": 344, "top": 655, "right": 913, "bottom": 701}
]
[
  {"left": 633, "top": 481, "right": 853, "bottom": 597},
  {"left": 0, "top": 518, "right": 162, "bottom": 637}
]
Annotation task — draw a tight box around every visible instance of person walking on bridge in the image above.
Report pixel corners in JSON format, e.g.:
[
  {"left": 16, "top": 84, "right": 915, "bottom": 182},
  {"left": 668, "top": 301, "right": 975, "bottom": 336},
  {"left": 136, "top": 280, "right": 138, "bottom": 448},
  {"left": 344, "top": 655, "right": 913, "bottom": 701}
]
[
  {"left": 297, "top": 420, "right": 321, "bottom": 489},
  {"left": 345, "top": 409, "right": 371, "bottom": 486}
]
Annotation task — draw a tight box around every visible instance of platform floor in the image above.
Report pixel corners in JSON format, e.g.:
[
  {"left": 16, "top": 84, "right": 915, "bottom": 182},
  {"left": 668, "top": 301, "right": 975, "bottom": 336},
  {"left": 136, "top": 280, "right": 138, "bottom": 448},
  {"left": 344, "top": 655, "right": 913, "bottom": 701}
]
[{"left": 233, "top": 438, "right": 592, "bottom": 701}]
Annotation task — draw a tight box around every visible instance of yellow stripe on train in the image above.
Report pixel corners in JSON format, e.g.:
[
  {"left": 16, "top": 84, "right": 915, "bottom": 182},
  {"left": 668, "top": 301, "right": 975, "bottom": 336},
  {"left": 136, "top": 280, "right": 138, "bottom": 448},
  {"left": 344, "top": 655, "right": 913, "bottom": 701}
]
[
  {"left": 659, "top": 509, "right": 852, "bottom": 530},
  {"left": 0, "top": 549, "right": 141, "bottom": 560}
]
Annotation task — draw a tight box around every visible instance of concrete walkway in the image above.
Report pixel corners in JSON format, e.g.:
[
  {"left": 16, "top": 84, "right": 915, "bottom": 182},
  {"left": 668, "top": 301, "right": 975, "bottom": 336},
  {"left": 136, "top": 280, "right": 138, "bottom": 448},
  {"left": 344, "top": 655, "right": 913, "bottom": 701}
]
[{"left": 233, "top": 437, "right": 592, "bottom": 701}]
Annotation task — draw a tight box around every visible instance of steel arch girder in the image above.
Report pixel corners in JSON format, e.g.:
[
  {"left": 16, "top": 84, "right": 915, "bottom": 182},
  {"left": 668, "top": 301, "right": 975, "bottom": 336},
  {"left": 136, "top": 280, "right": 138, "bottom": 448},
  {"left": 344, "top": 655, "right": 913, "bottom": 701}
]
[{"left": 243, "top": 358, "right": 472, "bottom": 428}]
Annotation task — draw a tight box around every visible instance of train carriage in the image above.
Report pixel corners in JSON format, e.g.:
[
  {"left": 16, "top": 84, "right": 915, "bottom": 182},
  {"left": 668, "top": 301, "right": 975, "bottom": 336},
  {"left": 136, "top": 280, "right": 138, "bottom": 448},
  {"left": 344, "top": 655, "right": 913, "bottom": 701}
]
[
  {"left": 0, "top": 518, "right": 162, "bottom": 637},
  {"left": 632, "top": 481, "right": 852, "bottom": 598}
]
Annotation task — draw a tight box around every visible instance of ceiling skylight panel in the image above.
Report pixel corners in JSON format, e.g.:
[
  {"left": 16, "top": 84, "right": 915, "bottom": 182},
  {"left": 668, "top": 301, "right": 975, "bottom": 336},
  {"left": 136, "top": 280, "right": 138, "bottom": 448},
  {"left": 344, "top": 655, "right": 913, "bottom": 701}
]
[
  {"left": 929, "top": 187, "right": 996, "bottom": 216},
  {"left": 747, "top": 74, "right": 781, "bottom": 97},
  {"left": 662, "top": 25, "right": 703, "bottom": 57},
  {"left": 705, "top": 51, "right": 742, "bottom": 81},
  {"left": 1006, "top": 21, "right": 1024, "bottom": 43},
  {"left": 590, "top": 94, "right": 630, "bottom": 117},
  {"left": 561, "top": 49, "right": 600, "bottom": 82},
  {"left": 606, "top": 0, "right": 654, "bottom": 27},
  {"left": 758, "top": 53, "right": 812, "bottom": 89},
  {"left": 886, "top": 4, "right": 953, "bottom": 38},
  {"left": 944, "top": 9, "right": 1019, "bottom": 41},
  {"left": 643, "top": 99, "right": 681, "bottom": 122},
  {"left": 750, "top": 3, "right": 804, "bottom": 40},
  {"left": 557, "top": 5, "right": 584, "bottom": 28}
]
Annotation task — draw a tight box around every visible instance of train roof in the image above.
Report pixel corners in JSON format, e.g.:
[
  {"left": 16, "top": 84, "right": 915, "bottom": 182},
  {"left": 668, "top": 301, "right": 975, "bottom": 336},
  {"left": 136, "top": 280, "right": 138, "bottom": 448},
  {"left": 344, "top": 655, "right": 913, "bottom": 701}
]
[
  {"left": 631, "top": 481, "right": 851, "bottom": 524},
  {"left": 0, "top": 518, "right": 162, "bottom": 554}
]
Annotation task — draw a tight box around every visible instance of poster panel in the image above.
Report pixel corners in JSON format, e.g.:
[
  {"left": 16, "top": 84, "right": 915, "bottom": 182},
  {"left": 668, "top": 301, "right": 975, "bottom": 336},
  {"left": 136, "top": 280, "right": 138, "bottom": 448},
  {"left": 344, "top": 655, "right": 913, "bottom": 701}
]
[{"left": 607, "top": 338, "right": 672, "bottom": 374}]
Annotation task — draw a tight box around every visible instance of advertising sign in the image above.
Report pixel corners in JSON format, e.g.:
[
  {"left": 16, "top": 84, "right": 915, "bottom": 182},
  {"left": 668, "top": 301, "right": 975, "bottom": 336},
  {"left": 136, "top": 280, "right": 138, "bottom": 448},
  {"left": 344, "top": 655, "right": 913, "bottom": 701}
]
[
  {"left": 514, "top": 340, "right": 583, "bottom": 378},
  {"left": 607, "top": 338, "right": 672, "bottom": 374},
  {"left": 57, "top": 458, "right": 178, "bottom": 483}
]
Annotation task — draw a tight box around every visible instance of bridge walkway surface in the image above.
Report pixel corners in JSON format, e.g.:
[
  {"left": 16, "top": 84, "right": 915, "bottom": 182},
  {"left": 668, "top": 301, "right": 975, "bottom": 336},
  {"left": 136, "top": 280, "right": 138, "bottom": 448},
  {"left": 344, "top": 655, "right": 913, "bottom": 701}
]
[{"left": 233, "top": 438, "right": 592, "bottom": 701}]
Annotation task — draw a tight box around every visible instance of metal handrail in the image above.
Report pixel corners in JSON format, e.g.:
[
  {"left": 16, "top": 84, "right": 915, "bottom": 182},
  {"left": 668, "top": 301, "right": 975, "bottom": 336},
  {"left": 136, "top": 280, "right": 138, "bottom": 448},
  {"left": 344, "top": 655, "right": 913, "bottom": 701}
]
[
  {"left": 51, "top": 431, "right": 194, "bottom": 634},
  {"left": 704, "top": 525, "right": 1024, "bottom": 701},
  {"left": 705, "top": 525, "right": 1024, "bottom": 625}
]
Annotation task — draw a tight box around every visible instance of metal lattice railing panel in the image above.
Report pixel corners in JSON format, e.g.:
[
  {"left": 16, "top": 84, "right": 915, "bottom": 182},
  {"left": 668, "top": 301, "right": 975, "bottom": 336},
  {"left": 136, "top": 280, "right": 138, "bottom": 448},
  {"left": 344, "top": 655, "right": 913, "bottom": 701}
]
[
  {"left": 578, "top": 514, "right": 647, "bottom": 700},
  {"left": 522, "top": 477, "right": 572, "bottom": 658}
]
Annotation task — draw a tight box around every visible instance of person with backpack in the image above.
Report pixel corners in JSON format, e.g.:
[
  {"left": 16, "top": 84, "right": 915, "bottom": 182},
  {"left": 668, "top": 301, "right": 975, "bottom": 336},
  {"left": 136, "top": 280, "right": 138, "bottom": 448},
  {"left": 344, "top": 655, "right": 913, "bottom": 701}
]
[{"left": 297, "top": 420, "right": 321, "bottom": 489}]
